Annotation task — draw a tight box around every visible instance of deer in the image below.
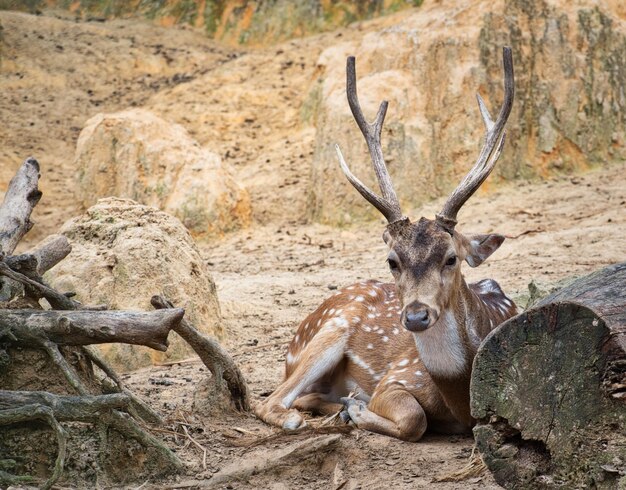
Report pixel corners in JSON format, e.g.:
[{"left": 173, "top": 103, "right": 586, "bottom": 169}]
[{"left": 254, "top": 47, "right": 518, "bottom": 441}]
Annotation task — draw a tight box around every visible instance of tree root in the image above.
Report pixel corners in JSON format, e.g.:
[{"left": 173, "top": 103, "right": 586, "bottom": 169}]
[
  {"left": 82, "top": 346, "right": 163, "bottom": 424},
  {"left": 151, "top": 294, "right": 249, "bottom": 411},
  {"left": 0, "top": 402, "right": 67, "bottom": 490}
]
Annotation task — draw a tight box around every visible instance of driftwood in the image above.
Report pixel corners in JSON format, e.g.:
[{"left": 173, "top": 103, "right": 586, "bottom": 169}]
[
  {"left": 152, "top": 295, "right": 249, "bottom": 411},
  {"left": 1, "top": 308, "right": 183, "bottom": 351},
  {"left": 471, "top": 263, "right": 626, "bottom": 489},
  {"left": 6, "top": 234, "right": 71, "bottom": 276},
  {"left": 0, "top": 157, "right": 42, "bottom": 256}
]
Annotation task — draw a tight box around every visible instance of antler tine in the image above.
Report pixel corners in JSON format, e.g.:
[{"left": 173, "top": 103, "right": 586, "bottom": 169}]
[
  {"left": 336, "top": 56, "right": 403, "bottom": 223},
  {"left": 437, "top": 46, "right": 515, "bottom": 229}
]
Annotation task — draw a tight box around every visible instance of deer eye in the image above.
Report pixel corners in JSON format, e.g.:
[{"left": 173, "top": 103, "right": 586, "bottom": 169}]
[
  {"left": 387, "top": 258, "right": 399, "bottom": 272},
  {"left": 445, "top": 256, "right": 457, "bottom": 267}
]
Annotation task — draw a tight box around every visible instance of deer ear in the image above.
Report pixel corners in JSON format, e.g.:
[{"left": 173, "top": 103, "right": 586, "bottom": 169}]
[{"left": 464, "top": 234, "right": 505, "bottom": 267}]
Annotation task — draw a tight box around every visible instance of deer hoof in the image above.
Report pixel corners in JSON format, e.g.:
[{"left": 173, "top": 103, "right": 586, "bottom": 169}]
[
  {"left": 339, "top": 409, "right": 352, "bottom": 424},
  {"left": 282, "top": 410, "right": 306, "bottom": 431}
]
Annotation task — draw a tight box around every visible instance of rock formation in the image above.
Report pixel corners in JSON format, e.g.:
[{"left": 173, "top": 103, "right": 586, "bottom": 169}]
[
  {"left": 47, "top": 197, "right": 222, "bottom": 370},
  {"left": 308, "top": 0, "right": 626, "bottom": 224},
  {"left": 74, "top": 109, "right": 251, "bottom": 238}
]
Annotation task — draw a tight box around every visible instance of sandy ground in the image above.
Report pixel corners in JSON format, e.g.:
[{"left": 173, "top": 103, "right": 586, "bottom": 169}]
[{"left": 1, "top": 8, "right": 625, "bottom": 490}]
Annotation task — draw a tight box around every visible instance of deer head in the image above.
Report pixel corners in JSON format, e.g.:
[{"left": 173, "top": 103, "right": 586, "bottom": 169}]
[{"left": 336, "top": 47, "right": 515, "bottom": 333}]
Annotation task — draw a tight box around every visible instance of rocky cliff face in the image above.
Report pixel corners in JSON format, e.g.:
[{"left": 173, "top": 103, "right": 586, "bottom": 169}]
[{"left": 308, "top": 0, "right": 626, "bottom": 224}]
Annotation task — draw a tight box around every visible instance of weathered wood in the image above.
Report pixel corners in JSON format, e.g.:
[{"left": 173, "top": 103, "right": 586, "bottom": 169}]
[
  {"left": 0, "top": 157, "right": 42, "bottom": 256},
  {"left": 0, "top": 391, "right": 130, "bottom": 421},
  {"left": 0, "top": 261, "right": 78, "bottom": 309},
  {"left": 5, "top": 235, "right": 71, "bottom": 277},
  {"left": 151, "top": 295, "right": 249, "bottom": 411},
  {"left": 0, "top": 308, "right": 184, "bottom": 351},
  {"left": 471, "top": 263, "right": 626, "bottom": 489}
]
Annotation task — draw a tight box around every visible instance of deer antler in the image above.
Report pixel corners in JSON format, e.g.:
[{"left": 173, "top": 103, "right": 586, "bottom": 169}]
[
  {"left": 335, "top": 56, "right": 404, "bottom": 223},
  {"left": 436, "top": 47, "right": 515, "bottom": 231}
]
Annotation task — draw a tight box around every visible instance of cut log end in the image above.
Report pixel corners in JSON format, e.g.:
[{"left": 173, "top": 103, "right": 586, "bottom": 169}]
[{"left": 471, "top": 263, "right": 626, "bottom": 489}]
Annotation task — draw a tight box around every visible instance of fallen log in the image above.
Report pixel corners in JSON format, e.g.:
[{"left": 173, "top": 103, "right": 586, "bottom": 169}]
[
  {"left": 0, "top": 308, "right": 183, "bottom": 351},
  {"left": 471, "top": 263, "right": 626, "bottom": 489}
]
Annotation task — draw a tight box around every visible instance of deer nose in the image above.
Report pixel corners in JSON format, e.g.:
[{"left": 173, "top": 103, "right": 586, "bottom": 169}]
[{"left": 402, "top": 302, "right": 432, "bottom": 332}]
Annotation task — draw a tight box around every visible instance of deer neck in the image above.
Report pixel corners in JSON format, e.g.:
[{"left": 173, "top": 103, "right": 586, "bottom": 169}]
[{"left": 411, "top": 280, "right": 488, "bottom": 426}]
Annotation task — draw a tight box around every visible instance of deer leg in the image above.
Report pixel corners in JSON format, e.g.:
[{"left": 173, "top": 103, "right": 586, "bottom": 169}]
[
  {"left": 292, "top": 393, "right": 344, "bottom": 416},
  {"left": 254, "top": 327, "right": 347, "bottom": 430},
  {"left": 341, "top": 385, "right": 427, "bottom": 442}
]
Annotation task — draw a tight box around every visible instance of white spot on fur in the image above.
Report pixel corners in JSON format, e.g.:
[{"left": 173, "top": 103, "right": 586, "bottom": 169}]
[
  {"left": 367, "top": 313, "right": 375, "bottom": 319},
  {"left": 347, "top": 349, "right": 378, "bottom": 380},
  {"left": 367, "top": 343, "right": 373, "bottom": 350},
  {"left": 392, "top": 328, "right": 399, "bottom": 335},
  {"left": 397, "top": 359, "right": 409, "bottom": 367},
  {"left": 382, "top": 336, "right": 389, "bottom": 343},
  {"left": 355, "top": 296, "right": 365, "bottom": 302},
  {"left": 415, "top": 370, "right": 423, "bottom": 376}
]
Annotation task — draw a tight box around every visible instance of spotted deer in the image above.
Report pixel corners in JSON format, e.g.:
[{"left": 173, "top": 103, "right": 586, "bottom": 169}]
[{"left": 254, "top": 47, "right": 518, "bottom": 441}]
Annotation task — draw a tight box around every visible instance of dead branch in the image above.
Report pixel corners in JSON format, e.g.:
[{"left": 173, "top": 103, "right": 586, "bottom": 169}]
[
  {"left": 0, "top": 308, "right": 183, "bottom": 351},
  {"left": 82, "top": 346, "right": 163, "bottom": 424},
  {"left": 151, "top": 295, "right": 249, "bottom": 411},
  {"left": 0, "top": 261, "right": 78, "bottom": 309},
  {"left": 174, "top": 434, "right": 342, "bottom": 488},
  {"left": 0, "top": 157, "right": 42, "bottom": 256}
]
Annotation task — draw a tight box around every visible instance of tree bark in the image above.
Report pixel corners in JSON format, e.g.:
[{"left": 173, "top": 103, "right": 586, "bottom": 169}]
[
  {"left": 0, "top": 308, "right": 184, "bottom": 351},
  {"left": 471, "top": 263, "right": 626, "bottom": 489},
  {"left": 6, "top": 235, "right": 71, "bottom": 276},
  {"left": 0, "top": 157, "right": 42, "bottom": 256}
]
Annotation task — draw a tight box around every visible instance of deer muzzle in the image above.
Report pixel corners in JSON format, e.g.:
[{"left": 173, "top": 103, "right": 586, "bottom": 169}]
[{"left": 401, "top": 301, "right": 437, "bottom": 332}]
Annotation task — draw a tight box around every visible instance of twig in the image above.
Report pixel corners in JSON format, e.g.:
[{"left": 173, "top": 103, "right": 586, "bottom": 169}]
[
  {"left": 0, "top": 261, "right": 77, "bottom": 309},
  {"left": 504, "top": 228, "right": 544, "bottom": 239},
  {"left": 232, "top": 340, "right": 290, "bottom": 357},
  {"left": 82, "top": 346, "right": 163, "bottom": 424},
  {"left": 182, "top": 425, "right": 207, "bottom": 470}
]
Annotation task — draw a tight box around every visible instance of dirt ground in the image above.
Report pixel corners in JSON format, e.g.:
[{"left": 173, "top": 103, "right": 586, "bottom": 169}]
[{"left": 1, "top": 7, "right": 626, "bottom": 490}]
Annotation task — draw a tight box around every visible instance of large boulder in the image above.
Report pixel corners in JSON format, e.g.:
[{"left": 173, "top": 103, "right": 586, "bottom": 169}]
[
  {"left": 47, "top": 197, "right": 222, "bottom": 371},
  {"left": 74, "top": 108, "right": 251, "bottom": 238},
  {"left": 308, "top": 0, "right": 626, "bottom": 224}
]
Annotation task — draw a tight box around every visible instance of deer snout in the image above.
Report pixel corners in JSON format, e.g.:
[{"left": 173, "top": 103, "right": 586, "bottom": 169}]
[{"left": 401, "top": 302, "right": 435, "bottom": 332}]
